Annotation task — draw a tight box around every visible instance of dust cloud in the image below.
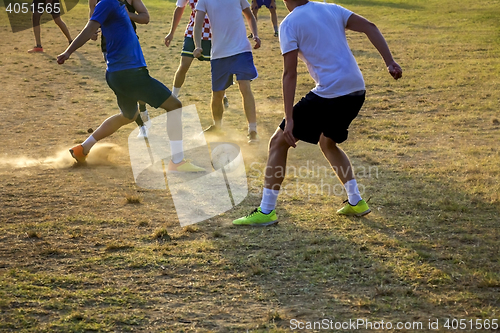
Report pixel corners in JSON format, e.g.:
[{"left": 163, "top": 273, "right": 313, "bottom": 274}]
[{"left": 0, "top": 143, "right": 124, "bottom": 170}]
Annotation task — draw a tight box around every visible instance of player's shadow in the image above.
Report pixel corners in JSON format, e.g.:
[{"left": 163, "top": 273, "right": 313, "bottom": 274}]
[
  {"left": 337, "top": 0, "right": 423, "bottom": 10},
  {"left": 355, "top": 164, "right": 500, "bottom": 284},
  {"left": 42, "top": 49, "right": 106, "bottom": 83},
  {"left": 175, "top": 155, "right": 500, "bottom": 329}
]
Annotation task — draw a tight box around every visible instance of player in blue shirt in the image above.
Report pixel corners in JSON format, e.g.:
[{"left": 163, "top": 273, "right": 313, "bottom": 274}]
[
  {"left": 89, "top": 0, "right": 152, "bottom": 138},
  {"left": 57, "top": 0, "right": 204, "bottom": 173}
]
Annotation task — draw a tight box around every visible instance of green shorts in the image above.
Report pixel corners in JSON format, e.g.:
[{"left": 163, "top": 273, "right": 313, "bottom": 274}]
[{"left": 181, "top": 37, "right": 211, "bottom": 61}]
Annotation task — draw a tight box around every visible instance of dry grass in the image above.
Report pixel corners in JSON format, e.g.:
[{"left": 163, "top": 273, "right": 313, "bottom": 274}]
[{"left": 0, "top": 0, "right": 499, "bottom": 331}]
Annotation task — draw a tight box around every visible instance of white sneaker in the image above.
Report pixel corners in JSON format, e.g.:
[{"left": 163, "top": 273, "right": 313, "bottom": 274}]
[
  {"left": 141, "top": 110, "right": 151, "bottom": 129},
  {"left": 137, "top": 126, "right": 148, "bottom": 138}
]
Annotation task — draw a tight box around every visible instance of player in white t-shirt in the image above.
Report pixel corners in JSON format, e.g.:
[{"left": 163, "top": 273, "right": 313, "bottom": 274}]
[
  {"left": 233, "top": 0, "right": 402, "bottom": 226},
  {"left": 193, "top": 0, "right": 261, "bottom": 144},
  {"left": 164, "top": 0, "right": 229, "bottom": 109}
]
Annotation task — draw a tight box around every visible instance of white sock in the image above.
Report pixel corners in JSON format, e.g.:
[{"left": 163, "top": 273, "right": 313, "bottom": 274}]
[
  {"left": 214, "top": 119, "right": 222, "bottom": 128},
  {"left": 172, "top": 87, "right": 181, "bottom": 97},
  {"left": 170, "top": 140, "right": 184, "bottom": 164},
  {"left": 344, "top": 179, "right": 362, "bottom": 205},
  {"left": 81, "top": 135, "right": 97, "bottom": 155},
  {"left": 141, "top": 110, "right": 150, "bottom": 127},
  {"left": 260, "top": 188, "right": 279, "bottom": 214},
  {"left": 248, "top": 122, "right": 257, "bottom": 133}
]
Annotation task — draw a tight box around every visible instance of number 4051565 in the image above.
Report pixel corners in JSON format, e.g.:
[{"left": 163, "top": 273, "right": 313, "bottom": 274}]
[
  {"left": 443, "top": 319, "right": 498, "bottom": 330},
  {"left": 5, "top": 2, "right": 60, "bottom": 14}
]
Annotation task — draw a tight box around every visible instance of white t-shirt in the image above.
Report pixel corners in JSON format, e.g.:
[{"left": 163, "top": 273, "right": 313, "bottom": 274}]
[
  {"left": 279, "top": 1, "right": 365, "bottom": 98},
  {"left": 196, "top": 0, "right": 252, "bottom": 60}
]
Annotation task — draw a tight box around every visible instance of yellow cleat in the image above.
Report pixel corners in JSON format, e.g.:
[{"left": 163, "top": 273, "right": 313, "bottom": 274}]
[{"left": 167, "top": 159, "right": 206, "bottom": 173}]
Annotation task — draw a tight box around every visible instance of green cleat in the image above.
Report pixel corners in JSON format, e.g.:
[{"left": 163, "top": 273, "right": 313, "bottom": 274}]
[
  {"left": 337, "top": 199, "right": 371, "bottom": 216},
  {"left": 233, "top": 207, "right": 278, "bottom": 227}
]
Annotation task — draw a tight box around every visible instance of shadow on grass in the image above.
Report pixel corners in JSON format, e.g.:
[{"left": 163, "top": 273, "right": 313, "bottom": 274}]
[
  {"left": 1, "top": 151, "right": 499, "bottom": 332},
  {"left": 192, "top": 156, "right": 500, "bottom": 330},
  {"left": 41, "top": 49, "right": 106, "bottom": 83},
  {"left": 337, "top": 0, "right": 423, "bottom": 10}
]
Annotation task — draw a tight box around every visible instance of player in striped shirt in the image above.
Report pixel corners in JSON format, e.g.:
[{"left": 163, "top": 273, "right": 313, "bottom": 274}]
[{"left": 164, "top": 0, "right": 229, "bottom": 108}]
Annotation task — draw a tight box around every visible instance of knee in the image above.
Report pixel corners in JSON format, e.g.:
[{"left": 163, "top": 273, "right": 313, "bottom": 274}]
[
  {"left": 211, "top": 91, "right": 225, "bottom": 101},
  {"left": 238, "top": 82, "right": 253, "bottom": 97},
  {"left": 171, "top": 98, "right": 182, "bottom": 111},
  {"left": 32, "top": 14, "right": 41, "bottom": 25},
  {"left": 53, "top": 16, "right": 64, "bottom": 25},
  {"left": 319, "top": 135, "right": 337, "bottom": 152},
  {"left": 177, "top": 58, "right": 192, "bottom": 72},
  {"left": 160, "top": 94, "right": 182, "bottom": 113},
  {"left": 176, "top": 63, "right": 189, "bottom": 74},
  {"left": 269, "top": 131, "right": 290, "bottom": 152},
  {"left": 124, "top": 113, "right": 136, "bottom": 124}
]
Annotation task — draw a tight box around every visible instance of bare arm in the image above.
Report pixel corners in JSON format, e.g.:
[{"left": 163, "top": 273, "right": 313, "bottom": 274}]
[
  {"left": 57, "top": 20, "right": 101, "bottom": 64},
  {"left": 128, "top": 0, "right": 149, "bottom": 24},
  {"left": 89, "top": 0, "right": 97, "bottom": 17},
  {"left": 242, "top": 7, "right": 260, "bottom": 49},
  {"left": 164, "top": 6, "right": 185, "bottom": 46},
  {"left": 346, "top": 13, "right": 402, "bottom": 80},
  {"left": 282, "top": 49, "right": 299, "bottom": 148},
  {"left": 192, "top": 9, "right": 205, "bottom": 58},
  {"left": 88, "top": 0, "right": 99, "bottom": 40}
]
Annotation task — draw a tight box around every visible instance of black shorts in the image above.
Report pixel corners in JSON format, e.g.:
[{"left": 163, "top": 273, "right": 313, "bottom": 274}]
[
  {"left": 279, "top": 91, "right": 365, "bottom": 144},
  {"left": 32, "top": 0, "right": 61, "bottom": 17},
  {"left": 181, "top": 37, "right": 211, "bottom": 61},
  {"left": 106, "top": 67, "right": 172, "bottom": 119}
]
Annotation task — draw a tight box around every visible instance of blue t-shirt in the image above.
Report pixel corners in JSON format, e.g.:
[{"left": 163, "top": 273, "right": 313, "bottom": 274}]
[{"left": 90, "top": 0, "right": 146, "bottom": 72}]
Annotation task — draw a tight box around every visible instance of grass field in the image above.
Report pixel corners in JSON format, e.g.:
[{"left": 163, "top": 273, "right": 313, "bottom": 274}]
[{"left": 0, "top": 0, "right": 499, "bottom": 331}]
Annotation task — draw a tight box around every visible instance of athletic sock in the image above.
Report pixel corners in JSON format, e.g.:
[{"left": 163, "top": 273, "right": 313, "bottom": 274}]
[
  {"left": 248, "top": 122, "right": 257, "bottom": 133},
  {"left": 260, "top": 188, "right": 279, "bottom": 214},
  {"left": 172, "top": 87, "right": 181, "bottom": 98},
  {"left": 344, "top": 179, "right": 362, "bottom": 206},
  {"left": 142, "top": 109, "right": 150, "bottom": 126},
  {"left": 170, "top": 140, "right": 184, "bottom": 164},
  {"left": 81, "top": 135, "right": 97, "bottom": 155},
  {"left": 135, "top": 113, "right": 144, "bottom": 127},
  {"left": 214, "top": 119, "right": 222, "bottom": 128}
]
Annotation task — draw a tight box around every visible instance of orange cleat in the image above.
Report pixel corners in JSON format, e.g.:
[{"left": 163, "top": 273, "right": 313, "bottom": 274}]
[
  {"left": 28, "top": 46, "right": 44, "bottom": 53},
  {"left": 69, "top": 145, "right": 87, "bottom": 163}
]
